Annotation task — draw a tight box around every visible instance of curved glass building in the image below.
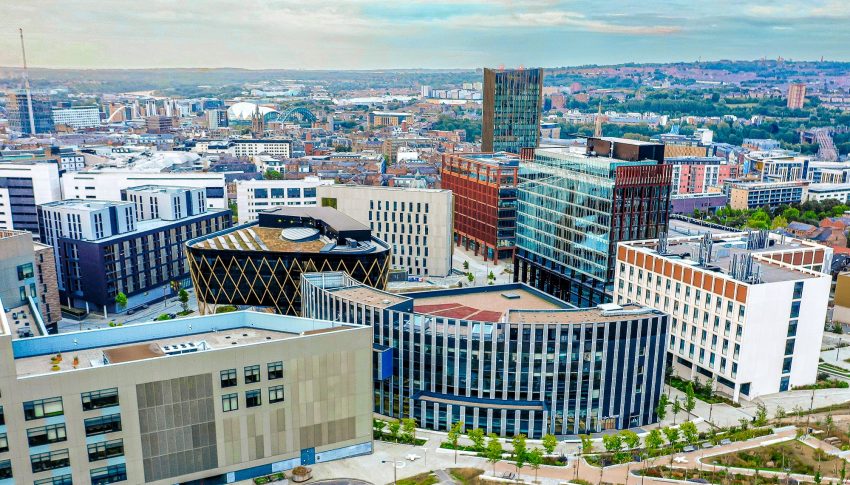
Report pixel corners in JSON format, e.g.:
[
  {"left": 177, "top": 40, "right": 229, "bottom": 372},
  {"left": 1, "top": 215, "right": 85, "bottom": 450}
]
[
  {"left": 186, "top": 207, "right": 390, "bottom": 315},
  {"left": 301, "top": 271, "right": 668, "bottom": 438}
]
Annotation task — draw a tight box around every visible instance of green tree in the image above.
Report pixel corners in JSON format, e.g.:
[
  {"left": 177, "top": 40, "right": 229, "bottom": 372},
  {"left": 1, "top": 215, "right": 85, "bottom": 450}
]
[
  {"left": 468, "top": 428, "right": 486, "bottom": 451},
  {"left": 512, "top": 434, "right": 527, "bottom": 476},
  {"left": 448, "top": 421, "right": 464, "bottom": 463},
  {"left": 684, "top": 383, "right": 697, "bottom": 418},
  {"left": 374, "top": 420, "right": 386, "bottom": 439},
  {"left": 579, "top": 434, "right": 593, "bottom": 454},
  {"left": 542, "top": 433, "right": 558, "bottom": 455},
  {"left": 656, "top": 394, "right": 669, "bottom": 421},
  {"left": 680, "top": 421, "right": 699, "bottom": 445},
  {"left": 528, "top": 448, "right": 543, "bottom": 482},
  {"left": 401, "top": 418, "right": 416, "bottom": 443},
  {"left": 825, "top": 414, "right": 834, "bottom": 436},
  {"left": 672, "top": 398, "right": 682, "bottom": 425},
  {"left": 783, "top": 207, "right": 801, "bottom": 221},
  {"left": 645, "top": 429, "right": 664, "bottom": 457},
  {"left": 754, "top": 403, "right": 768, "bottom": 427},
  {"left": 771, "top": 215, "right": 789, "bottom": 229},
  {"left": 114, "top": 292, "right": 128, "bottom": 311},
  {"left": 833, "top": 204, "right": 850, "bottom": 217},
  {"left": 602, "top": 433, "right": 623, "bottom": 454},
  {"left": 486, "top": 434, "right": 503, "bottom": 477},
  {"left": 663, "top": 427, "right": 680, "bottom": 450},
  {"left": 775, "top": 406, "right": 787, "bottom": 421},
  {"left": 264, "top": 169, "right": 283, "bottom": 180},
  {"left": 462, "top": 260, "right": 469, "bottom": 270},
  {"left": 178, "top": 288, "right": 190, "bottom": 313},
  {"left": 621, "top": 430, "right": 641, "bottom": 450},
  {"left": 815, "top": 470, "right": 822, "bottom": 485},
  {"left": 467, "top": 272, "right": 474, "bottom": 284},
  {"left": 388, "top": 421, "right": 401, "bottom": 441}
]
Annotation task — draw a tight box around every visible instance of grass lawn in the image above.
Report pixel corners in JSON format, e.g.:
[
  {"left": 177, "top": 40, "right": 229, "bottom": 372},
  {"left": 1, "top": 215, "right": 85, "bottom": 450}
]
[
  {"left": 707, "top": 440, "right": 844, "bottom": 477},
  {"left": 395, "top": 472, "right": 438, "bottom": 485},
  {"left": 448, "top": 468, "right": 484, "bottom": 485}
]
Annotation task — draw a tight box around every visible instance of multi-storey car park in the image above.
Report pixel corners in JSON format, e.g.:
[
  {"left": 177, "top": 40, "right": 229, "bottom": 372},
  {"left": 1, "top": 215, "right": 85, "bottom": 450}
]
[
  {"left": 186, "top": 207, "right": 390, "bottom": 316},
  {"left": 0, "top": 306, "right": 373, "bottom": 484},
  {"left": 301, "top": 271, "right": 668, "bottom": 438},
  {"left": 614, "top": 230, "right": 831, "bottom": 402}
]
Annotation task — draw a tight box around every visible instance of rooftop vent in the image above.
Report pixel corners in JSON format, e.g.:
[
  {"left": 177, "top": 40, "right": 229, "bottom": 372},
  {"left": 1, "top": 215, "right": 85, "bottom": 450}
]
[{"left": 501, "top": 293, "right": 521, "bottom": 300}]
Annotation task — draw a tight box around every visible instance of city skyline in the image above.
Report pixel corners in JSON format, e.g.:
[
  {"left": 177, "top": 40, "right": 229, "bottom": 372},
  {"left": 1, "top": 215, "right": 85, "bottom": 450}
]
[{"left": 1, "top": 0, "right": 849, "bottom": 70}]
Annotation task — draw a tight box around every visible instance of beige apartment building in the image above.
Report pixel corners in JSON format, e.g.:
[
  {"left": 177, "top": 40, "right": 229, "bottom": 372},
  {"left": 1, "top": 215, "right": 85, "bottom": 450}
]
[
  {"left": 317, "top": 184, "right": 453, "bottom": 277},
  {"left": 0, "top": 309, "right": 372, "bottom": 484}
]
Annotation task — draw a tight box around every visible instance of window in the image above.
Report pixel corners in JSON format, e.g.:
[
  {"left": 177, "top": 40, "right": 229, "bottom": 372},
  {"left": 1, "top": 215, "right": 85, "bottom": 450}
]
[
  {"left": 246, "top": 390, "right": 262, "bottom": 408},
  {"left": 220, "top": 369, "right": 237, "bottom": 387},
  {"left": 244, "top": 365, "right": 260, "bottom": 384},
  {"left": 790, "top": 301, "right": 800, "bottom": 319},
  {"left": 0, "top": 405, "right": 4, "bottom": 425},
  {"left": 23, "top": 397, "right": 63, "bottom": 421},
  {"left": 82, "top": 388, "right": 119, "bottom": 411},
  {"left": 17, "top": 262, "right": 34, "bottom": 280},
  {"left": 784, "top": 339, "right": 796, "bottom": 356},
  {"left": 788, "top": 320, "right": 798, "bottom": 337},
  {"left": 222, "top": 393, "right": 238, "bottom": 412},
  {"left": 84, "top": 414, "right": 122, "bottom": 436},
  {"left": 793, "top": 281, "right": 804, "bottom": 299},
  {"left": 0, "top": 433, "right": 6, "bottom": 453},
  {"left": 0, "top": 460, "right": 10, "bottom": 479},
  {"left": 31, "top": 449, "right": 70, "bottom": 473},
  {"left": 269, "top": 385, "right": 285, "bottom": 403},
  {"left": 35, "top": 475, "right": 73, "bottom": 485},
  {"left": 268, "top": 361, "right": 283, "bottom": 380},
  {"left": 91, "top": 463, "right": 127, "bottom": 485},
  {"left": 782, "top": 356, "right": 793, "bottom": 374},
  {"left": 27, "top": 424, "right": 67, "bottom": 446},
  {"left": 88, "top": 439, "right": 124, "bottom": 462}
]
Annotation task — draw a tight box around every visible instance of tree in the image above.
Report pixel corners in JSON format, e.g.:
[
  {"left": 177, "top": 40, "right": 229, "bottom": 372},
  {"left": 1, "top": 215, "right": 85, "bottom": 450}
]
[
  {"left": 681, "top": 421, "right": 699, "bottom": 445},
  {"left": 468, "top": 428, "right": 486, "bottom": 452},
  {"left": 512, "top": 434, "right": 527, "bottom": 476},
  {"left": 542, "top": 433, "right": 558, "bottom": 455},
  {"left": 656, "top": 394, "right": 669, "bottom": 421},
  {"left": 448, "top": 421, "right": 464, "bottom": 463},
  {"left": 754, "top": 403, "right": 768, "bottom": 427},
  {"left": 264, "top": 169, "right": 283, "bottom": 180},
  {"left": 684, "top": 383, "right": 697, "bottom": 418},
  {"left": 771, "top": 215, "right": 789, "bottom": 229},
  {"left": 401, "top": 418, "right": 417, "bottom": 443},
  {"left": 783, "top": 207, "right": 801, "bottom": 221},
  {"left": 486, "top": 434, "right": 503, "bottom": 477},
  {"left": 672, "top": 398, "right": 682, "bottom": 425},
  {"left": 178, "top": 288, "right": 190, "bottom": 313},
  {"left": 115, "top": 292, "right": 128, "bottom": 311},
  {"left": 602, "top": 433, "right": 623, "bottom": 454},
  {"left": 663, "top": 427, "right": 680, "bottom": 450},
  {"left": 388, "top": 421, "right": 401, "bottom": 441},
  {"left": 467, "top": 272, "right": 474, "bottom": 284},
  {"left": 825, "top": 414, "right": 834, "bottom": 436},
  {"left": 463, "top": 260, "right": 469, "bottom": 270},
  {"left": 374, "top": 420, "right": 386, "bottom": 439},
  {"left": 814, "top": 470, "right": 822, "bottom": 485},
  {"left": 488, "top": 271, "right": 495, "bottom": 281},
  {"left": 792, "top": 404, "right": 805, "bottom": 422},
  {"left": 528, "top": 448, "right": 543, "bottom": 482},
  {"left": 775, "top": 406, "right": 787, "bottom": 421},
  {"left": 579, "top": 434, "right": 593, "bottom": 454},
  {"left": 621, "top": 430, "right": 641, "bottom": 450},
  {"left": 646, "top": 429, "right": 664, "bottom": 457}
]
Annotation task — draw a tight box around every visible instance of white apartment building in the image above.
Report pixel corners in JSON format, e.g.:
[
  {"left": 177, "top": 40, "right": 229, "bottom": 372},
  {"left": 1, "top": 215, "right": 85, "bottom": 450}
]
[
  {"left": 51, "top": 107, "right": 101, "bottom": 129},
  {"left": 804, "top": 183, "right": 850, "bottom": 204},
  {"left": 0, "top": 308, "right": 372, "bottom": 485},
  {"left": 124, "top": 185, "right": 207, "bottom": 221},
  {"left": 235, "top": 178, "right": 333, "bottom": 222},
  {"left": 316, "top": 185, "right": 453, "bottom": 277},
  {"left": 614, "top": 231, "right": 831, "bottom": 402},
  {"left": 230, "top": 140, "right": 292, "bottom": 159},
  {"left": 0, "top": 161, "right": 63, "bottom": 235},
  {"left": 61, "top": 171, "right": 227, "bottom": 209}
]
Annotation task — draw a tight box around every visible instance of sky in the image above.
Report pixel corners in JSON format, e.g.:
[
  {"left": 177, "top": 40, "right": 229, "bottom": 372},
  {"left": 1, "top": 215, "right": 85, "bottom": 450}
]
[{"left": 1, "top": 0, "right": 849, "bottom": 70}]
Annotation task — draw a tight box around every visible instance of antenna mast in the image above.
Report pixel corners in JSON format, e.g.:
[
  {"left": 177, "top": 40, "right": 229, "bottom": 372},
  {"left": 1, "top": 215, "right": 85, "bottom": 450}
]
[{"left": 19, "top": 28, "right": 37, "bottom": 135}]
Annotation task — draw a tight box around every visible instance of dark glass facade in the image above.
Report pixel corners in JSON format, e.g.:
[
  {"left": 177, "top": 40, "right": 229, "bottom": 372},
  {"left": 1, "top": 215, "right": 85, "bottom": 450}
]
[
  {"left": 482, "top": 68, "right": 543, "bottom": 154},
  {"left": 515, "top": 142, "right": 671, "bottom": 306},
  {"left": 302, "top": 272, "right": 668, "bottom": 438},
  {"left": 8, "top": 91, "right": 54, "bottom": 135},
  {"left": 441, "top": 153, "right": 519, "bottom": 263}
]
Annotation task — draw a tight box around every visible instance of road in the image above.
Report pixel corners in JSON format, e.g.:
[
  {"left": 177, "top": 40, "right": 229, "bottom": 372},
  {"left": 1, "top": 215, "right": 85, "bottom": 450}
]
[{"left": 58, "top": 288, "right": 199, "bottom": 332}]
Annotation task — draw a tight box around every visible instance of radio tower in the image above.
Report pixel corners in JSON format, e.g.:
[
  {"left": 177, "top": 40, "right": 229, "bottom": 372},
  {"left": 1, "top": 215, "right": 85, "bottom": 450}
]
[{"left": 18, "top": 28, "right": 37, "bottom": 135}]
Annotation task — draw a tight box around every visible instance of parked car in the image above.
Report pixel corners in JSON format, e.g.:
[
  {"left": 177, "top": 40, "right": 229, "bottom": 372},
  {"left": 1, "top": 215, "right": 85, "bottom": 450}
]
[{"left": 683, "top": 445, "right": 696, "bottom": 452}]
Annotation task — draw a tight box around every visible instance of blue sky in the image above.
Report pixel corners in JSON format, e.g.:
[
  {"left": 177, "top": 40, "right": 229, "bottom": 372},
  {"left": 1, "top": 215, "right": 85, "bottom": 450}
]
[{"left": 1, "top": 0, "right": 848, "bottom": 69}]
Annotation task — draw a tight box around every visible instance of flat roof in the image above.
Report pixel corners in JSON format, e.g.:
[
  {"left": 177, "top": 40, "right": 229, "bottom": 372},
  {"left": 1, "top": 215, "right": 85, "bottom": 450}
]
[
  {"left": 12, "top": 311, "right": 360, "bottom": 378},
  {"left": 411, "top": 286, "right": 569, "bottom": 322},
  {"left": 330, "top": 286, "right": 409, "bottom": 309},
  {"left": 506, "top": 303, "right": 660, "bottom": 324},
  {"left": 261, "top": 206, "right": 370, "bottom": 233}
]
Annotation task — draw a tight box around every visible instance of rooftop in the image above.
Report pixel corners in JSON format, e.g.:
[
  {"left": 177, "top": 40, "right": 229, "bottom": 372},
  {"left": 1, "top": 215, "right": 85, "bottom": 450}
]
[
  {"left": 623, "top": 231, "right": 827, "bottom": 284},
  {"left": 450, "top": 152, "right": 520, "bottom": 166},
  {"left": 8, "top": 310, "right": 357, "bottom": 378},
  {"left": 506, "top": 303, "right": 661, "bottom": 324},
  {"left": 408, "top": 284, "right": 571, "bottom": 323},
  {"left": 41, "top": 199, "right": 131, "bottom": 212}
]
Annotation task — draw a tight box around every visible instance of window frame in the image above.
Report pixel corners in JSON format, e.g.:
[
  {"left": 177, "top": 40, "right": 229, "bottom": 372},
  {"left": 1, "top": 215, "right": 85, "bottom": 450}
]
[
  {"left": 246, "top": 389, "right": 262, "bottom": 408},
  {"left": 222, "top": 393, "right": 238, "bottom": 412},
  {"left": 244, "top": 365, "right": 260, "bottom": 384},
  {"left": 269, "top": 385, "right": 285, "bottom": 404},
  {"left": 267, "top": 361, "right": 283, "bottom": 380}
]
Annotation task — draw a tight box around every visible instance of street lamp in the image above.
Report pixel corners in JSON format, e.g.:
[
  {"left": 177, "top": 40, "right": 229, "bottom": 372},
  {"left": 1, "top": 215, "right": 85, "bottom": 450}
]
[
  {"left": 382, "top": 460, "right": 405, "bottom": 485},
  {"left": 421, "top": 447, "right": 428, "bottom": 468}
]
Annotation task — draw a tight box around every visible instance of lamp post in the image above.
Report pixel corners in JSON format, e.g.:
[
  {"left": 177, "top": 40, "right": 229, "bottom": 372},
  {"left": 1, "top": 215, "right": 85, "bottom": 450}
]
[
  {"left": 422, "top": 447, "right": 428, "bottom": 468},
  {"left": 382, "top": 460, "right": 405, "bottom": 485}
]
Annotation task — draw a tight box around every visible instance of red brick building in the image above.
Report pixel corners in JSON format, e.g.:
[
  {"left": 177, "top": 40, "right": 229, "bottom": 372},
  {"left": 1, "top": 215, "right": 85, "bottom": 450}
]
[{"left": 440, "top": 152, "right": 520, "bottom": 263}]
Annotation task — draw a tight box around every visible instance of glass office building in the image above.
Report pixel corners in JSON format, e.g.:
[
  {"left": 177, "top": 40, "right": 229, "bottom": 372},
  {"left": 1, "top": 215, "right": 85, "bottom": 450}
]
[
  {"left": 301, "top": 271, "right": 669, "bottom": 438},
  {"left": 482, "top": 68, "right": 544, "bottom": 154},
  {"left": 515, "top": 138, "right": 671, "bottom": 306}
]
